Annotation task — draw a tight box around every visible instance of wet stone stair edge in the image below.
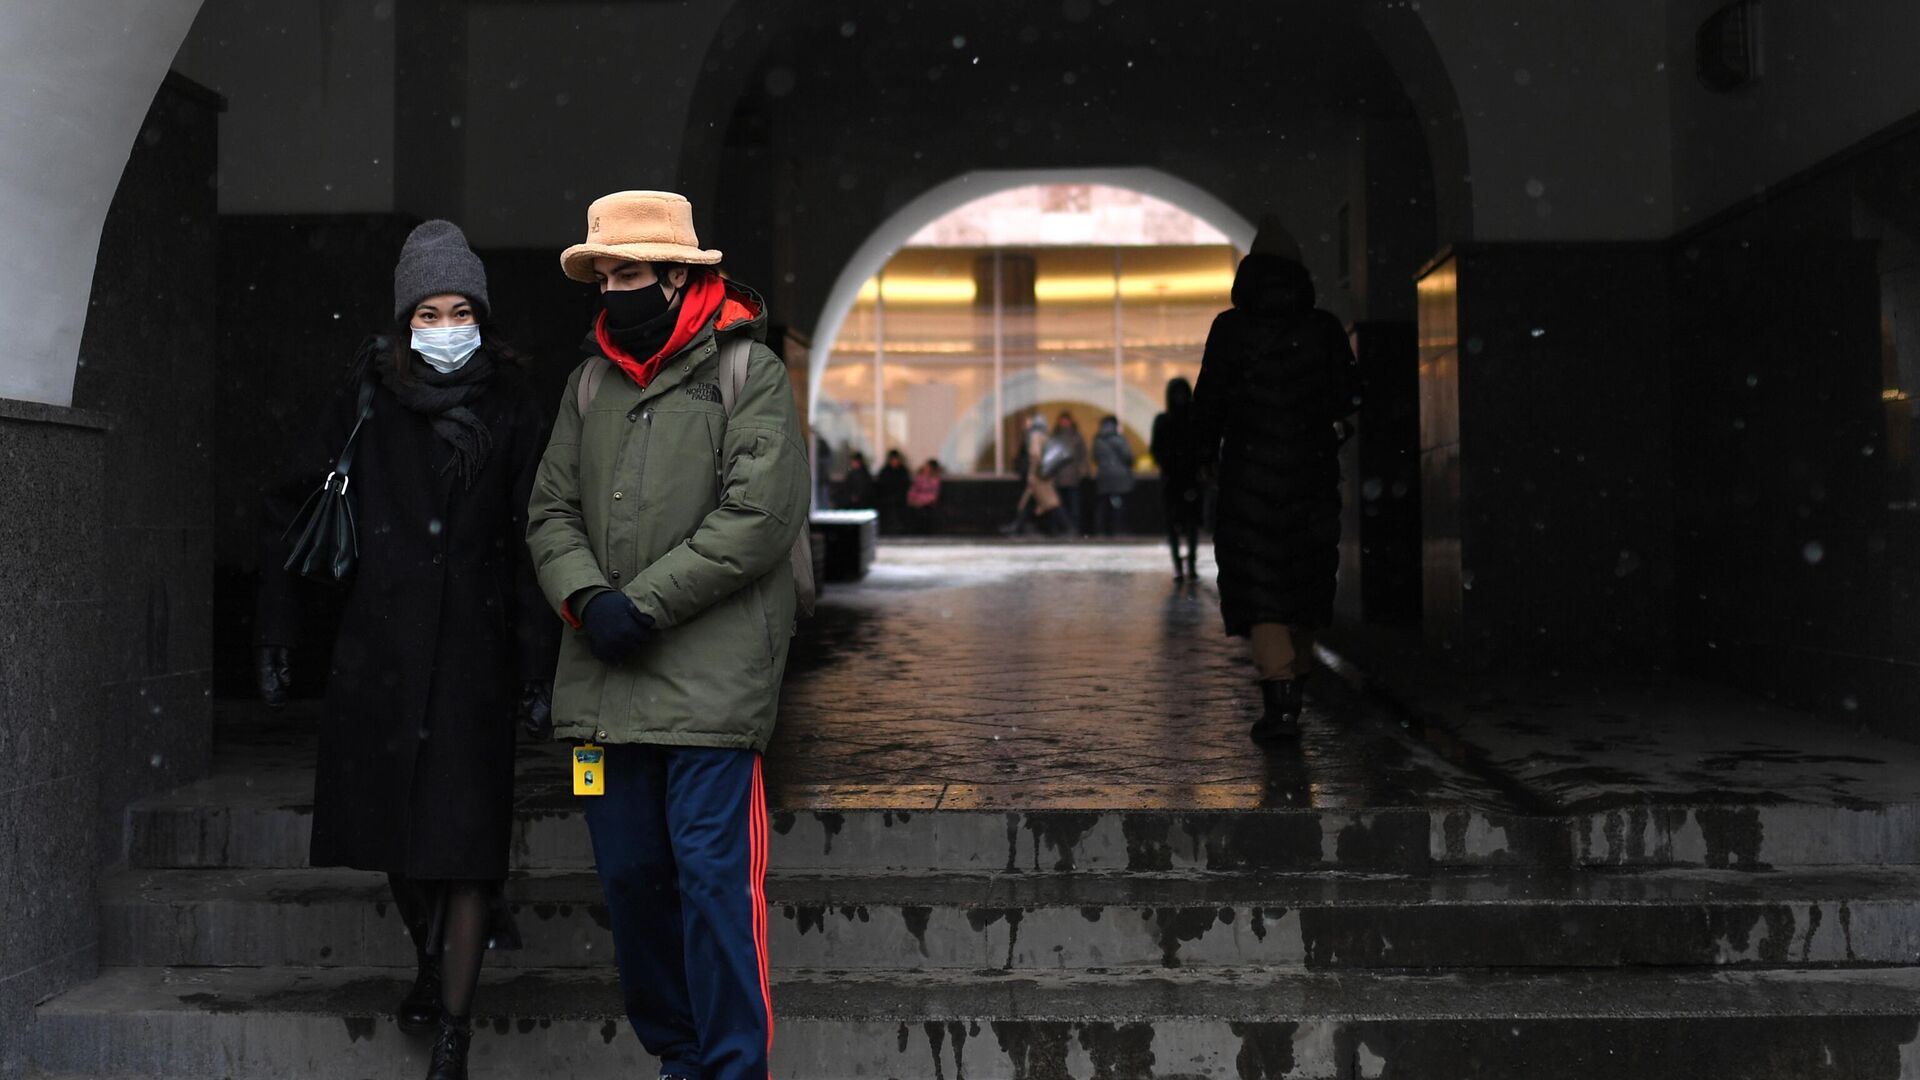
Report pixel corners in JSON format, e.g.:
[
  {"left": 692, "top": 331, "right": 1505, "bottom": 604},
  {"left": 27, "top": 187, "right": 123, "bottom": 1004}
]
[
  {"left": 96, "top": 865, "right": 1920, "bottom": 972},
  {"left": 32, "top": 966, "right": 1920, "bottom": 1080}
]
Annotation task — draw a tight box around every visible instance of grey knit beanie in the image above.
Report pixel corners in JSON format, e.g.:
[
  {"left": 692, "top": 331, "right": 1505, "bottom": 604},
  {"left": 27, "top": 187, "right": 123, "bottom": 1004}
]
[{"left": 393, "top": 219, "right": 490, "bottom": 319}]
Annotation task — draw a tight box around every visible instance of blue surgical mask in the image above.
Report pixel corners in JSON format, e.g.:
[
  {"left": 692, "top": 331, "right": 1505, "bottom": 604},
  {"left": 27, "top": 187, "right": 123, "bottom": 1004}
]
[{"left": 411, "top": 324, "right": 482, "bottom": 373}]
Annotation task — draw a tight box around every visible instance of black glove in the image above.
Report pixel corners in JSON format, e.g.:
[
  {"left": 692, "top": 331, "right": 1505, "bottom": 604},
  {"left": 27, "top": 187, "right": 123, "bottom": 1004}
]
[
  {"left": 580, "top": 591, "right": 658, "bottom": 663},
  {"left": 519, "top": 680, "right": 554, "bottom": 740},
  {"left": 255, "top": 645, "right": 292, "bottom": 707}
]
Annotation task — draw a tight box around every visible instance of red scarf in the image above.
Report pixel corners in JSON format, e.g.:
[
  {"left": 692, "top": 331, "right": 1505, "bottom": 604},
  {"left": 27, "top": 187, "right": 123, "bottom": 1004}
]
[{"left": 594, "top": 272, "right": 727, "bottom": 390}]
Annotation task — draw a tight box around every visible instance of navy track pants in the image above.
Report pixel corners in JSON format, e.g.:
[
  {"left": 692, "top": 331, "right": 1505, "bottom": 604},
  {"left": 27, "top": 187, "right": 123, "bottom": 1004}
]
[{"left": 581, "top": 743, "right": 773, "bottom": 1080}]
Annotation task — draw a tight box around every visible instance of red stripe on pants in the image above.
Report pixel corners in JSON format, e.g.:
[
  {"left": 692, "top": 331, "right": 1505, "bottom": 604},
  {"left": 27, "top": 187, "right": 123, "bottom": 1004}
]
[{"left": 751, "top": 755, "right": 775, "bottom": 1068}]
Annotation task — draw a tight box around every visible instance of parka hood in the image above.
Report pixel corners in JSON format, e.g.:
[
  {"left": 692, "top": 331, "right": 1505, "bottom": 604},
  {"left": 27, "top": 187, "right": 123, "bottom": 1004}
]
[{"left": 1230, "top": 253, "right": 1315, "bottom": 319}]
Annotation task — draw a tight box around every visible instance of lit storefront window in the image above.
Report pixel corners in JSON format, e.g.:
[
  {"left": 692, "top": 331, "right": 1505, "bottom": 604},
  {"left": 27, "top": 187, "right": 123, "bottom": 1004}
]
[{"left": 815, "top": 184, "right": 1238, "bottom": 475}]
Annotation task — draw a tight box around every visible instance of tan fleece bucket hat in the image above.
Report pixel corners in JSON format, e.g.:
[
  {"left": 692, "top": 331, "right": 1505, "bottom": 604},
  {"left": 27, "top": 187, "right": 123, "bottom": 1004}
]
[{"left": 560, "top": 190, "right": 723, "bottom": 282}]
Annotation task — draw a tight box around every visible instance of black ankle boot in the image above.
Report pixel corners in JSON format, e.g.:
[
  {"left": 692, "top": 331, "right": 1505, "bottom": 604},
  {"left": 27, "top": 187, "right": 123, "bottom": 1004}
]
[
  {"left": 426, "top": 1015, "right": 472, "bottom": 1080},
  {"left": 1185, "top": 554, "right": 1198, "bottom": 581},
  {"left": 397, "top": 958, "right": 441, "bottom": 1034},
  {"left": 1251, "top": 680, "right": 1302, "bottom": 743}
]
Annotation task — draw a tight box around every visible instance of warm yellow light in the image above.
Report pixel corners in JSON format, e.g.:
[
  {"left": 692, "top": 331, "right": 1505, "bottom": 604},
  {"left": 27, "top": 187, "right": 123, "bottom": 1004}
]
[
  {"left": 1884, "top": 388, "right": 1910, "bottom": 402},
  {"left": 1033, "top": 269, "right": 1235, "bottom": 303},
  {"left": 856, "top": 276, "right": 978, "bottom": 305}
]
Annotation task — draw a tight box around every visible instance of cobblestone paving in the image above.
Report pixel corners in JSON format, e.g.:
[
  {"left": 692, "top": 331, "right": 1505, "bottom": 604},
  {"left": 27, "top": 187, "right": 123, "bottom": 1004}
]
[{"left": 766, "top": 543, "right": 1501, "bottom": 811}]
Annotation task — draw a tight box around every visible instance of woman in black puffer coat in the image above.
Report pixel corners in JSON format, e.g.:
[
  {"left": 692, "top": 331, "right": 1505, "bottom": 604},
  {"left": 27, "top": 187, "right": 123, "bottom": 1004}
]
[{"left": 1193, "top": 222, "right": 1358, "bottom": 742}]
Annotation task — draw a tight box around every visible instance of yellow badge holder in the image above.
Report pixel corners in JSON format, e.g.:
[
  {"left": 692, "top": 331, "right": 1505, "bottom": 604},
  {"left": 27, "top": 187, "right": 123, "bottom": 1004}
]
[{"left": 573, "top": 743, "right": 606, "bottom": 797}]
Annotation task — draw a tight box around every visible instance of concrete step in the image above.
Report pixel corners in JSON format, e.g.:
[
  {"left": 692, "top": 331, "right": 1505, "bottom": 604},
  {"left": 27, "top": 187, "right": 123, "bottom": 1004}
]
[
  {"left": 100, "top": 865, "right": 1920, "bottom": 971},
  {"left": 35, "top": 964, "right": 1920, "bottom": 1079},
  {"left": 125, "top": 783, "right": 1433, "bottom": 873},
  {"left": 1438, "top": 803, "right": 1920, "bottom": 870},
  {"left": 126, "top": 777, "right": 1920, "bottom": 875}
]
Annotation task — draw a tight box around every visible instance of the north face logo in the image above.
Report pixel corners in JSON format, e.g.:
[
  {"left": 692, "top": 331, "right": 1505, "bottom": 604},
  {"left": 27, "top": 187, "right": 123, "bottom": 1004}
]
[{"left": 686, "top": 383, "right": 722, "bottom": 404}]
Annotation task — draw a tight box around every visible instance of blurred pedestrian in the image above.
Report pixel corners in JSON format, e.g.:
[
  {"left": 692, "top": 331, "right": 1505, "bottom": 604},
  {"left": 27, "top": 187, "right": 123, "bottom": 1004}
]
[
  {"left": 1045, "top": 411, "right": 1090, "bottom": 535},
  {"left": 906, "top": 458, "right": 945, "bottom": 533},
  {"left": 1092, "top": 415, "right": 1136, "bottom": 536},
  {"left": 841, "top": 450, "right": 874, "bottom": 510},
  {"left": 254, "top": 220, "right": 559, "bottom": 1076},
  {"left": 1152, "top": 377, "right": 1202, "bottom": 581},
  {"left": 875, "top": 448, "right": 912, "bottom": 533},
  {"left": 1193, "top": 215, "right": 1358, "bottom": 743},
  {"left": 1002, "top": 413, "right": 1070, "bottom": 536},
  {"left": 814, "top": 432, "right": 833, "bottom": 509}
]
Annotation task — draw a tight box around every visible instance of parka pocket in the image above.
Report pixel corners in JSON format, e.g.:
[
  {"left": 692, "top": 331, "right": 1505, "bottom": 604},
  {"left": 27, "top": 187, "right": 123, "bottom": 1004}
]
[{"left": 735, "top": 432, "right": 792, "bottom": 524}]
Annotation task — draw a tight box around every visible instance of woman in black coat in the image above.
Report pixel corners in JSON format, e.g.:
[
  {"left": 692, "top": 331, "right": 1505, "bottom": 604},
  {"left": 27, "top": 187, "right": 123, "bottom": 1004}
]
[
  {"left": 1193, "top": 223, "right": 1357, "bottom": 742},
  {"left": 254, "top": 221, "right": 558, "bottom": 1077}
]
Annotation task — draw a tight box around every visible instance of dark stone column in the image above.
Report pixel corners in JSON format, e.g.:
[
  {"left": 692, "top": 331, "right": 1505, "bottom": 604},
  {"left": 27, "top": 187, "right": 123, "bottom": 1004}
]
[
  {"left": 1673, "top": 227, "right": 1907, "bottom": 731},
  {"left": 1350, "top": 320, "right": 1422, "bottom": 624},
  {"left": 69, "top": 73, "right": 224, "bottom": 863},
  {"left": 0, "top": 401, "right": 107, "bottom": 1078},
  {"left": 1417, "top": 244, "right": 1674, "bottom": 669}
]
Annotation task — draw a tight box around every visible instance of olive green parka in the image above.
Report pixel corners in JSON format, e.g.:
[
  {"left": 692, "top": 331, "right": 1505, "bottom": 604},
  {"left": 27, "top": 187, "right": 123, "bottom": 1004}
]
[{"left": 526, "top": 283, "right": 810, "bottom": 750}]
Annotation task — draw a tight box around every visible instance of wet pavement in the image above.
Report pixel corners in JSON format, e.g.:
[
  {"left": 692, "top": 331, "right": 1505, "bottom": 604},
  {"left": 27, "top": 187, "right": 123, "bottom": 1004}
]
[
  {"left": 1325, "top": 618, "right": 1920, "bottom": 816},
  {"left": 202, "top": 542, "right": 1920, "bottom": 819},
  {"left": 767, "top": 543, "right": 1505, "bottom": 811}
]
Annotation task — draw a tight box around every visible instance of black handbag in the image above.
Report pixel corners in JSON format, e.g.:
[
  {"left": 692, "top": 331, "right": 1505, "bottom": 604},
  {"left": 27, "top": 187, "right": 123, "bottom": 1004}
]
[{"left": 282, "top": 378, "right": 376, "bottom": 583}]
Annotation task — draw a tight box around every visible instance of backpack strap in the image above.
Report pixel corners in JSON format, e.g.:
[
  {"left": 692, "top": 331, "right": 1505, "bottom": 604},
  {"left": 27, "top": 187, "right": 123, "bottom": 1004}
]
[
  {"left": 575, "top": 356, "right": 609, "bottom": 417},
  {"left": 718, "top": 334, "right": 754, "bottom": 418}
]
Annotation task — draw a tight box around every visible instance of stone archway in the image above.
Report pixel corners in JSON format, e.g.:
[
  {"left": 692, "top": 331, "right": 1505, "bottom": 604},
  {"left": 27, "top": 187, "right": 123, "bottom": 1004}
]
[
  {"left": 0, "top": 1, "right": 204, "bottom": 406},
  {"left": 804, "top": 167, "right": 1256, "bottom": 428}
]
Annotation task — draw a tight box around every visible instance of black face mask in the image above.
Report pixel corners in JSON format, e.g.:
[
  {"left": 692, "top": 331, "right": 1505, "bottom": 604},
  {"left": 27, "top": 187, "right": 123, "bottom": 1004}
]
[{"left": 601, "top": 281, "right": 678, "bottom": 329}]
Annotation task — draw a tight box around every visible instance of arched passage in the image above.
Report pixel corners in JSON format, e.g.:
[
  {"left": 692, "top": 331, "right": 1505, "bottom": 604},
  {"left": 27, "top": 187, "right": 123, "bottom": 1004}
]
[
  {"left": 806, "top": 167, "right": 1256, "bottom": 432},
  {"left": 680, "top": 0, "right": 1473, "bottom": 336}
]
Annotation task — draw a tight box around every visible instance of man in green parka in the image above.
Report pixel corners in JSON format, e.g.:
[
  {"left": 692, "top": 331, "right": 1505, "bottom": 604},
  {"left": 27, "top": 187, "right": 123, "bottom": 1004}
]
[{"left": 526, "top": 189, "right": 809, "bottom": 1080}]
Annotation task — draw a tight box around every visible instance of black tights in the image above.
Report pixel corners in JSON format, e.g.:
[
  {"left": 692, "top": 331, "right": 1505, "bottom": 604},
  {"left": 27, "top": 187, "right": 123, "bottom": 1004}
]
[{"left": 389, "top": 875, "right": 493, "bottom": 1020}]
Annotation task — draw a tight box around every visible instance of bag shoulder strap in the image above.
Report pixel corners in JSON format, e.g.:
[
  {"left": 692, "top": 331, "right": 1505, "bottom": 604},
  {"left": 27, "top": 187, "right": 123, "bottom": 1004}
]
[
  {"left": 575, "top": 356, "right": 609, "bottom": 417},
  {"left": 333, "top": 377, "right": 377, "bottom": 477},
  {"left": 718, "top": 334, "right": 755, "bottom": 418}
]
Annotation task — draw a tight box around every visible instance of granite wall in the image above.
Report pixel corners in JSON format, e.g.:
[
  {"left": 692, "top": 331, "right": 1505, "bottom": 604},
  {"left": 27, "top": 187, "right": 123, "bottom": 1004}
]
[
  {"left": 0, "top": 402, "right": 108, "bottom": 1080},
  {"left": 0, "top": 73, "right": 221, "bottom": 1078}
]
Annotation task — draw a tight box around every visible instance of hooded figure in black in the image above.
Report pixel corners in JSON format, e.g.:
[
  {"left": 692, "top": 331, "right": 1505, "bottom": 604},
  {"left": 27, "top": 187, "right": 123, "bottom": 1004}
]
[{"left": 1192, "top": 216, "right": 1358, "bottom": 741}]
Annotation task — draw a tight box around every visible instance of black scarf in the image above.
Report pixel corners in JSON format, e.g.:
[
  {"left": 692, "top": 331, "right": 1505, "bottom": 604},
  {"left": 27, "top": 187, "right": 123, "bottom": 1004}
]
[{"left": 377, "top": 349, "right": 497, "bottom": 489}]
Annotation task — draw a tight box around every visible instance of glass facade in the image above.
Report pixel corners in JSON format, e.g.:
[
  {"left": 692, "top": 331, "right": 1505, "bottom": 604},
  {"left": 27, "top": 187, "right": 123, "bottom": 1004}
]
[{"left": 817, "top": 215, "right": 1239, "bottom": 475}]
